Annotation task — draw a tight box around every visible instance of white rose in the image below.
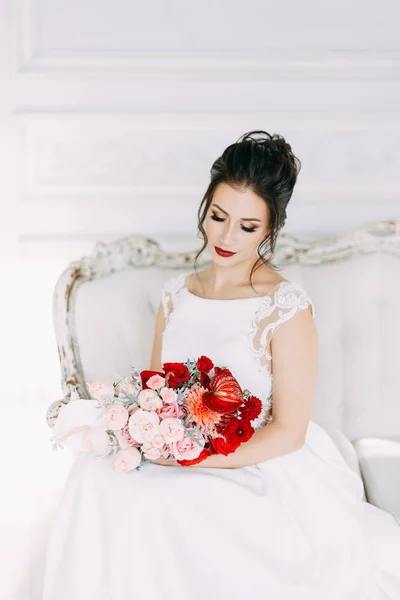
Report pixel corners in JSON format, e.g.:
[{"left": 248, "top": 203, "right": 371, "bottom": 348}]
[
  {"left": 113, "top": 447, "right": 142, "bottom": 472},
  {"left": 138, "top": 389, "right": 163, "bottom": 411},
  {"left": 152, "top": 434, "right": 165, "bottom": 449},
  {"left": 128, "top": 409, "right": 160, "bottom": 444},
  {"left": 159, "top": 418, "right": 185, "bottom": 444},
  {"left": 103, "top": 403, "right": 129, "bottom": 431}
]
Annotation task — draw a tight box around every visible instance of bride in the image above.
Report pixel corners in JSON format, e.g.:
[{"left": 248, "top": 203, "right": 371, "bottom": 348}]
[{"left": 43, "top": 131, "right": 400, "bottom": 599}]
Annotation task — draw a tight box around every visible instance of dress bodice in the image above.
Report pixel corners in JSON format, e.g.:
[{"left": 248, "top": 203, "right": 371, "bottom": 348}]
[{"left": 160, "top": 271, "right": 315, "bottom": 430}]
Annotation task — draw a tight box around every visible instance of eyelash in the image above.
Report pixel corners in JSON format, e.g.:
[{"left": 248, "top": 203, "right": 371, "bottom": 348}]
[{"left": 210, "top": 213, "right": 257, "bottom": 233}]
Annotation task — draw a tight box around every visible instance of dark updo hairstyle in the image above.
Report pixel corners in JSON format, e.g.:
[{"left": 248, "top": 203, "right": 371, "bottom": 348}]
[{"left": 194, "top": 130, "right": 301, "bottom": 287}]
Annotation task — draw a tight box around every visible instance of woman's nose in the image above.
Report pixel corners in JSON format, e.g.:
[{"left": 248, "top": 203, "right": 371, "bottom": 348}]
[{"left": 219, "top": 224, "right": 236, "bottom": 247}]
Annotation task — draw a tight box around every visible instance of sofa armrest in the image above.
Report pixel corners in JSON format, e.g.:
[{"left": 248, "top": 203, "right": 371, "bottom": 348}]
[
  {"left": 46, "top": 397, "right": 70, "bottom": 428},
  {"left": 352, "top": 437, "right": 400, "bottom": 525}
]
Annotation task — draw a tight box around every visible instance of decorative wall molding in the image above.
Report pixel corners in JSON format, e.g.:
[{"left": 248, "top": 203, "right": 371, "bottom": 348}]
[
  {"left": 14, "top": 0, "right": 400, "bottom": 79},
  {"left": 46, "top": 219, "right": 400, "bottom": 427},
  {"left": 17, "top": 111, "right": 400, "bottom": 203}
]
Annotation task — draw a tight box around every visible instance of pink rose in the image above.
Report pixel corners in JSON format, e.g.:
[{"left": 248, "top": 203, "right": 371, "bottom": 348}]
[
  {"left": 115, "top": 424, "right": 140, "bottom": 449},
  {"left": 87, "top": 381, "right": 114, "bottom": 403},
  {"left": 103, "top": 403, "right": 129, "bottom": 431},
  {"left": 146, "top": 375, "right": 166, "bottom": 390},
  {"left": 138, "top": 389, "right": 163, "bottom": 411},
  {"left": 143, "top": 447, "right": 162, "bottom": 460},
  {"left": 82, "top": 429, "right": 110, "bottom": 454},
  {"left": 113, "top": 447, "right": 142, "bottom": 472},
  {"left": 172, "top": 435, "right": 205, "bottom": 461},
  {"left": 159, "top": 418, "right": 185, "bottom": 443},
  {"left": 128, "top": 409, "right": 160, "bottom": 444},
  {"left": 159, "top": 387, "right": 178, "bottom": 404},
  {"left": 157, "top": 403, "right": 184, "bottom": 420}
]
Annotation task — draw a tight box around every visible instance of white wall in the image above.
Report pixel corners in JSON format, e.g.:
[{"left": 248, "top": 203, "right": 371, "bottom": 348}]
[{"left": 1, "top": 0, "right": 399, "bottom": 251}]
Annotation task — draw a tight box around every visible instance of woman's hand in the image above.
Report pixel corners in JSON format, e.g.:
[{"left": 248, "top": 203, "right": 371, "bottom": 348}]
[{"left": 149, "top": 457, "right": 181, "bottom": 467}]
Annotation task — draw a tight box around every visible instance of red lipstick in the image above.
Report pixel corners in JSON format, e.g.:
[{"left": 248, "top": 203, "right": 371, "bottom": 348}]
[{"left": 214, "top": 246, "right": 237, "bottom": 258}]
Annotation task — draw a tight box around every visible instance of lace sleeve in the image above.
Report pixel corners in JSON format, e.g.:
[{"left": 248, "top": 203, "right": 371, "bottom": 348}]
[
  {"left": 249, "top": 281, "right": 315, "bottom": 371},
  {"left": 160, "top": 272, "right": 187, "bottom": 328}
]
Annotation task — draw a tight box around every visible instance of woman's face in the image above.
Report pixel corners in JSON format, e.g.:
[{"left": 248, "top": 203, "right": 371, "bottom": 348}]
[{"left": 204, "top": 182, "right": 270, "bottom": 268}]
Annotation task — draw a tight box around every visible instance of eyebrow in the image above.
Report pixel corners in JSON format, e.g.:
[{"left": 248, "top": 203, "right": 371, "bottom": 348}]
[{"left": 211, "top": 203, "right": 262, "bottom": 223}]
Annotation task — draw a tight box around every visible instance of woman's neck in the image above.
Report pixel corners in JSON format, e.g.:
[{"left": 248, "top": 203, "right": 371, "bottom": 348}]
[{"left": 196, "top": 261, "right": 274, "bottom": 296}]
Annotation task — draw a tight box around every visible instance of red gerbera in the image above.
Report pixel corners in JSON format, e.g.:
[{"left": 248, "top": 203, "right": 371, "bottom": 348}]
[
  {"left": 239, "top": 396, "right": 263, "bottom": 421},
  {"left": 211, "top": 418, "right": 255, "bottom": 456},
  {"left": 225, "top": 417, "right": 254, "bottom": 443}
]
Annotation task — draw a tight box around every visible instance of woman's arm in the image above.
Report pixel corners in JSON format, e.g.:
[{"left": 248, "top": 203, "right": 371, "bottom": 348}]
[
  {"left": 152, "top": 305, "right": 319, "bottom": 469},
  {"left": 151, "top": 422, "right": 302, "bottom": 468},
  {"left": 149, "top": 302, "right": 165, "bottom": 372}
]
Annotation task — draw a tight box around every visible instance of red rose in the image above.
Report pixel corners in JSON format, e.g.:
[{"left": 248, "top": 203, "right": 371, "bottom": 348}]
[
  {"left": 199, "top": 372, "right": 211, "bottom": 388},
  {"left": 140, "top": 369, "right": 165, "bottom": 390},
  {"left": 202, "top": 373, "right": 244, "bottom": 414},
  {"left": 162, "top": 362, "right": 190, "bottom": 388},
  {"left": 196, "top": 355, "right": 214, "bottom": 373},
  {"left": 177, "top": 447, "right": 214, "bottom": 466},
  {"left": 214, "top": 366, "right": 233, "bottom": 377},
  {"left": 210, "top": 434, "right": 241, "bottom": 456},
  {"left": 239, "top": 396, "right": 263, "bottom": 421}
]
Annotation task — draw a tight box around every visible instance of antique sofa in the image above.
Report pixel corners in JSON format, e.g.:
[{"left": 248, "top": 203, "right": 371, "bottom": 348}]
[{"left": 46, "top": 219, "right": 400, "bottom": 524}]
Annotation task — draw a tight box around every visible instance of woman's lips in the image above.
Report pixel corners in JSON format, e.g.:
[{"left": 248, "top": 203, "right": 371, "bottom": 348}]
[{"left": 214, "top": 246, "right": 237, "bottom": 257}]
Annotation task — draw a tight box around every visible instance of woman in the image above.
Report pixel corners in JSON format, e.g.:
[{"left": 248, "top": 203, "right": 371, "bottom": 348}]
[{"left": 43, "top": 131, "right": 400, "bottom": 599}]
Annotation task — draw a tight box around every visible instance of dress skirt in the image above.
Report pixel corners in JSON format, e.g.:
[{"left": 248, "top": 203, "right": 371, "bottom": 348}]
[{"left": 42, "top": 420, "right": 400, "bottom": 600}]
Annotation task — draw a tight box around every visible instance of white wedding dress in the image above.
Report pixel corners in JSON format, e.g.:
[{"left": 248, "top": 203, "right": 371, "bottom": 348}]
[{"left": 42, "top": 272, "right": 400, "bottom": 600}]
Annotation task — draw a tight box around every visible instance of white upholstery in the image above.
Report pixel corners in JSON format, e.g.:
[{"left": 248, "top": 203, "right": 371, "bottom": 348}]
[
  {"left": 74, "top": 252, "right": 400, "bottom": 444},
  {"left": 353, "top": 437, "right": 400, "bottom": 524},
  {"left": 66, "top": 239, "right": 400, "bottom": 516}
]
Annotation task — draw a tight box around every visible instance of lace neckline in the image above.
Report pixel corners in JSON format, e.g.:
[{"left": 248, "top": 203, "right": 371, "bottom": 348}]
[{"left": 181, "top": 272, "right": 288, "bottom": 302}]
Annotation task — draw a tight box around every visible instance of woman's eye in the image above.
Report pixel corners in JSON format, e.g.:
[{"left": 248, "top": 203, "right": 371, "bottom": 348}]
[
  {"left": 210, "top": 214, "right": 225, "bottom": 222},
  {"left": 210, "top": 213, "right": 256, "bottom": 233}
]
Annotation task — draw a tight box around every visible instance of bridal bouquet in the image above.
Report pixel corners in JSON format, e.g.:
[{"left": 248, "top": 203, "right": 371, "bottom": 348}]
[{"left": 50, "top": 355, "right": 263, "bottom": 472}]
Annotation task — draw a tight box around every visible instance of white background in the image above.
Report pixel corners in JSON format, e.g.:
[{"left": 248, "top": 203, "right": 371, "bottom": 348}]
[{"left": 0, "top": 1, "right": 399, "bottom": 597}]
